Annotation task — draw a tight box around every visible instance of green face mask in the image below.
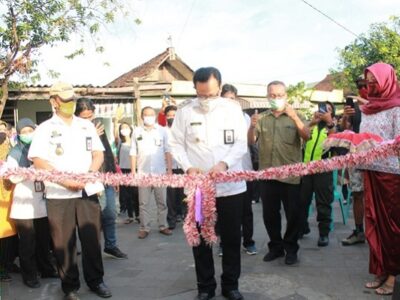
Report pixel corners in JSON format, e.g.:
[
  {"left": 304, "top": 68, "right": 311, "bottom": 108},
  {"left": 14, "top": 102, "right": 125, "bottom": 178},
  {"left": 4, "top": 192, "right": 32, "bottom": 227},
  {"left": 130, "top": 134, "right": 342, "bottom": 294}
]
[
  {"left": 19, "top": 133, "right": 33, "bottom": 144},
  {"left": 58, "top": 100, "right": 76, "bottom": 116}
]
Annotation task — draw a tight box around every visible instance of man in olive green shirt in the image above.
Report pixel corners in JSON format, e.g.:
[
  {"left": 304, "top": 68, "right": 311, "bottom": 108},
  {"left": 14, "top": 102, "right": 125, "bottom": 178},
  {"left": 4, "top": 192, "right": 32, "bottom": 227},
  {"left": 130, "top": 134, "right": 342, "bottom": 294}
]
[{"left": 248, "top": 80, "right": 310, "bottom": 265}]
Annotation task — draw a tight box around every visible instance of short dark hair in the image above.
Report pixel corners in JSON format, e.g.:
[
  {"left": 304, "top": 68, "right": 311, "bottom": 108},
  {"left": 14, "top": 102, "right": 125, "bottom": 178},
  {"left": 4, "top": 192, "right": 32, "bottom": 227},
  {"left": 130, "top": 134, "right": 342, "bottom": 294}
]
[
  {"left": 221, "top": 84, "right": 238, "bottom": 97},
  {"left": 165, "top": 105, "right": 177, "bottom": 115},
  {"left": 193, "top": 67, "right": 222, "bottom": 86},
  {"left": 75, "top": 98, "right": 95, "bottom": 116},
  {"left": 141, "top": 106, "right": 155, "bottom": 117},
  {"left": 267, "top": 80, "right": 286, "bottom": 91}
]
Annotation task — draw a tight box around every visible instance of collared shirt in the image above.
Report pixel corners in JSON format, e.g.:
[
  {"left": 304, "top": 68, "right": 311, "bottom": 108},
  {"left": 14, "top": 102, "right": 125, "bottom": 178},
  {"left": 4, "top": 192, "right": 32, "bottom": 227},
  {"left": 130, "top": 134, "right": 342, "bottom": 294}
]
[
  {"left": 169, "top": 97, "right": 247, "bottom": 197},
  {"left": 28, "top": 114, "right": 104, "bottom": 199},
  {"left": 166, "top": 127, "right": 181, "bottom": 170},
  {"left": 129, "top": 124, "right": 169, "bottom": 174},
  {"left": 256, "top": 110, "right": 305, "bottom": 184}
]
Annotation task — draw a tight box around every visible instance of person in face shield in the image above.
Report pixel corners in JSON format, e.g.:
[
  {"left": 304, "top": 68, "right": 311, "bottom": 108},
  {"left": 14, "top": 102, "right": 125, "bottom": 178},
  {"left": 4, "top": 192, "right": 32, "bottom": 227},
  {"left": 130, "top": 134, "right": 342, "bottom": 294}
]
[{"left": 248, "top": 81, "right": 310, "bottom": 266}]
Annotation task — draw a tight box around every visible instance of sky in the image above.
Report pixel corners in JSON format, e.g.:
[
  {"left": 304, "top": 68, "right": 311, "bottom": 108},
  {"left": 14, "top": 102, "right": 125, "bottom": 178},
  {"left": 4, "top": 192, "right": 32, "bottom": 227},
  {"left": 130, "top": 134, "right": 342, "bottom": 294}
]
[{"left": 35, "top": 0, "right": 400, "bottom": 87}]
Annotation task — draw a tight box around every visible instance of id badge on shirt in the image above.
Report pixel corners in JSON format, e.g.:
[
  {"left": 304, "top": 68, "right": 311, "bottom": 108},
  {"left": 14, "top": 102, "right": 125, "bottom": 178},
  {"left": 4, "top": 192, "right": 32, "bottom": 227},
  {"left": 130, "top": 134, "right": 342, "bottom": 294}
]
[
  {"left": 86, "top": 137, "right": 92, "bottom": 151},
  {"left": 34, "top": 181, "right": 45, "bottom": 193},
  {"left": 155, "top": 138, "right": 162, "bottom": 147},
  {"left": 224, "top": 130, "right": 234, "bottom": 144}
]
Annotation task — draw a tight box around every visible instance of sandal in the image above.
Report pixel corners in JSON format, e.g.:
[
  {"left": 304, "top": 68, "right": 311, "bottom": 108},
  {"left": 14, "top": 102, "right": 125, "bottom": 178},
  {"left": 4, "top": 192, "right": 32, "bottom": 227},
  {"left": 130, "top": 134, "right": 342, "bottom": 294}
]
[
  {"left": 375, "top": 283, "right": 394, "bottom": 296},
  {"left": 124, "top": 218, "right": 134, "bottom": 224},
  {"left": 365, "top": 276, "right": 387, "bottom": 289}
]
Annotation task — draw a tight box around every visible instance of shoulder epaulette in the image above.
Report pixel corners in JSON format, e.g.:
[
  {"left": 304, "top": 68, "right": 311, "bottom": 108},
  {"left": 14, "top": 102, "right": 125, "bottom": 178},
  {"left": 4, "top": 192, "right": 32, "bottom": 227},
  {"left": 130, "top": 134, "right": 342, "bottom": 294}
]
[{"left": 178, "top": 98, "right": 193, "bottom": 109}]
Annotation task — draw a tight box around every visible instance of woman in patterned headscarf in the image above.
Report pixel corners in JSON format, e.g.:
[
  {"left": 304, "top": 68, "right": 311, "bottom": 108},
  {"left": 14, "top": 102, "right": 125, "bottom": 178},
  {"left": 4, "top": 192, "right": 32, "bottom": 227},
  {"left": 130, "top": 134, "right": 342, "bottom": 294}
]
[{"left": 360, "top": 63, "right": 400, "bottom": 296}]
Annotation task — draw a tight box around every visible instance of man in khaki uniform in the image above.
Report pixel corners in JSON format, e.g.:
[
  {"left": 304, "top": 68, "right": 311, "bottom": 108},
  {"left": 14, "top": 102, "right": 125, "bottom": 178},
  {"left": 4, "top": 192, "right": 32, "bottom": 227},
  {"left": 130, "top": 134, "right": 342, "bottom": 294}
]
[{"left": 248, "top": 80, "right": 310, "bottom": 265}]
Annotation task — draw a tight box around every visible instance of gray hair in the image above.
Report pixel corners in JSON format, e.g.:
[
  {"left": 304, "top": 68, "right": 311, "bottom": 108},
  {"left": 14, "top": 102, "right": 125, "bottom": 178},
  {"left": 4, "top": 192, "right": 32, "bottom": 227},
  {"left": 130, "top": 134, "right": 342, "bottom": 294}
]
[{"left": 267, "top": 80, "right": 287, "bottom": 92}]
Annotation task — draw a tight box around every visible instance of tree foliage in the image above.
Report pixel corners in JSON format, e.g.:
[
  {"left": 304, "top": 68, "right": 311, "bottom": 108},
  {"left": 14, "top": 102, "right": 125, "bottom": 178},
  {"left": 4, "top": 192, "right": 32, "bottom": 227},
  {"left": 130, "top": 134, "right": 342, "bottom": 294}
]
[
  {"left": 0, "top": 0, "right": 128, "bottom": 118},
  {"left": 331, "top": 15, "right": 400, "bottom": 91}
]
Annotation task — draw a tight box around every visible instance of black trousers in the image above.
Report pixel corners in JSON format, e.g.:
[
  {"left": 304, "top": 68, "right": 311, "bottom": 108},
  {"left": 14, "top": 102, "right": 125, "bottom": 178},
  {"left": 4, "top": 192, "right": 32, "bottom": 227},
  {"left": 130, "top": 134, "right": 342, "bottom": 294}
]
[
  {"left": 14, "top": 217, "right": 55, "bottom": 281},
  {"left": 193, "top": 192, "right": 244, "bottom": 294},
  {"left": 120, "top": 168, "right": 139, "bottom": 218},
  {"left": 299, "top": 172, "right": 333, "bottom": 236},
  {"left": 167, "top": 169, "right": 185, "bottom": 228},
  {"left": 260, "top": 180, "right": 300, "bottom": 254},
  {"left": 47, "top": 196, "right": 104, "bottom": 294},
  {"left": 242, "top": 182, "right": 255, "bottom": 247}
]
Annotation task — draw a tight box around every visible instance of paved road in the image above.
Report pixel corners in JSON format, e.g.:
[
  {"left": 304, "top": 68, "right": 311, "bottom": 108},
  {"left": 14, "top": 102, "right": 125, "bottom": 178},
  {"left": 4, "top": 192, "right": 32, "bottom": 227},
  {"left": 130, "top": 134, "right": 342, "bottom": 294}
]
[{"left": 1, "top": 200, "right": 384, "bottom": 300}]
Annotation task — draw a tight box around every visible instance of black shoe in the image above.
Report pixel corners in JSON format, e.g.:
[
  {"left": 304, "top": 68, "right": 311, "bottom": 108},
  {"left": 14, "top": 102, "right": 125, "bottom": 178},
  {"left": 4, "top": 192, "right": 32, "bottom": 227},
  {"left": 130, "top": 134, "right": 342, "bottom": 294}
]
[
  {"left": 90, "top": 282, "right": 112, "bottom": 298},
  {"left": 64, "top": 291, "right": 80, "bottom": 300},
  {"left": 263, "top": 251, "right": 284, "bottom": 262},
  {"left": 285, "top": 253, "right": 298, "bottom": 265},
  {"left": 318, "top": 236, "right": 329, "bottom": 247},
  {"left": 24, "top": 278, "right": 41, "bottom": 288},
  {"left": 104, "top": 247, "right": 128, "bottom": 259},
  {"left": 222, "top": 289, "right": 244, "bottom": 300},
  {"left": 41, "top": 270, "right": 59, "bottom": 278},
  {"left": 195, "top": 292, "right": 215, "bottom": 300}
]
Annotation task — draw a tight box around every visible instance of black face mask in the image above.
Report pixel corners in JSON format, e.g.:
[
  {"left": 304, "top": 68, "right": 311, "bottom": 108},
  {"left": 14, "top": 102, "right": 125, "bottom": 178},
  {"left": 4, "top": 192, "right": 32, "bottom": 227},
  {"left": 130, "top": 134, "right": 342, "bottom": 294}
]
[{"left": 167, "top": 118, "right": 174, "bottom": 127}]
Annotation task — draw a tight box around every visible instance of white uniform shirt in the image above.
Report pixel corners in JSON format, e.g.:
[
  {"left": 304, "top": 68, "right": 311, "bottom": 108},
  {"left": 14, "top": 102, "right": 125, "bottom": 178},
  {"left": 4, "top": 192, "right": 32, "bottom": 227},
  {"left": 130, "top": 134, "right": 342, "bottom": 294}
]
[
  {"left": 7, "top": 157, "right": 47, "bottom": 219},
  {"left": 129, "top": 125, "right": 169, "bottom": 174},
  {"left": 169, "top": 97, "right": 247, "bottom": 197},
  {"left": 242, "top": 113, "right": 253, "bottom": 171},
  {"left": 28, "top": 114, "right": 105, "bottom": 199},
  {"left": 166, "top": 127, "right": 181, "bottom": 170}
]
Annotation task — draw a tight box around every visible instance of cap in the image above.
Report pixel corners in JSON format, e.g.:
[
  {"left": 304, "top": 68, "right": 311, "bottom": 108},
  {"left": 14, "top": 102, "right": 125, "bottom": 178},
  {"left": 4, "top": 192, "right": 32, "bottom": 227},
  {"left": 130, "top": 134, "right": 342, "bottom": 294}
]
[
  {"left": 16, "top": 118, "right": 36, "bottom": 134},
  {"left": 49, "top": 82, "right": 75, "bottom": 101}
]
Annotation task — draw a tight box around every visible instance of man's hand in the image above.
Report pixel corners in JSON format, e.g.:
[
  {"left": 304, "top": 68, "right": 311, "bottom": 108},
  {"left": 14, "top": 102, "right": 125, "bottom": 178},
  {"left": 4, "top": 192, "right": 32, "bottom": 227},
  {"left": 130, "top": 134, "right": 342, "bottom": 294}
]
[
  {"left": 95, "top": 122, "right": 105, "bottom": 136},
  {"left": 250, "top": 109, "right": 259, "bottom": 128},
  {"left": 309, "top": 112, "right": 321, "bottom": 126},
  {"left": 186, "top": 167, "right": 203, "bottom": 175},
  {"left": 285, "top": 104, "right": 298, "bottom": 120},
  {"left": 209, "top": 161, "right": 228, "bottom": 178},
  {"left": 343, "top": 105, "right": 356, "bottom": 117},
  {"left": 167, "top": 168, "right": 173, "bottom": 175},
  {"left": 62, "top": 180, "right": 85, "bottom": 191},
  {"left": 319, "top": 111, "right": 333, "bottom": 124}
]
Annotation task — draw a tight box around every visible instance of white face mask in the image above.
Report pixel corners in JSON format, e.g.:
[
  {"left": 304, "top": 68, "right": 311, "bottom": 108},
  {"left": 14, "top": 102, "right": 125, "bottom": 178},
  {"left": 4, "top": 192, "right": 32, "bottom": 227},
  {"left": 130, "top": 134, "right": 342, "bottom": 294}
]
[
  {"left": 120, "top": 128, "right": 131, "bottom": 137},
  {"left": 143, "top": 116, "right": 156, "bottom": 126},
  {"left": 270, "top": 98, "right": 287, "bottom": 111}
]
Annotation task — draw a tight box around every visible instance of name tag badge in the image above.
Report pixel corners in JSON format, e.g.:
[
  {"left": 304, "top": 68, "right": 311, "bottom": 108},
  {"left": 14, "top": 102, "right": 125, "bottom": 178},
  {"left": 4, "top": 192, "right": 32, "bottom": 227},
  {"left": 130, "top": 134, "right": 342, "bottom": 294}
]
[
  {"left": 34, "top": 181, "right": 44, "bottom": 193},
  {"left": 224, "top": 129, "right": 234, "bottom": 144},
  {"left": 86, "top": 137, "right": 92, "bottom": 151},
  {"left": 155, "top": 138, "right": 162, "bottom": 147}
]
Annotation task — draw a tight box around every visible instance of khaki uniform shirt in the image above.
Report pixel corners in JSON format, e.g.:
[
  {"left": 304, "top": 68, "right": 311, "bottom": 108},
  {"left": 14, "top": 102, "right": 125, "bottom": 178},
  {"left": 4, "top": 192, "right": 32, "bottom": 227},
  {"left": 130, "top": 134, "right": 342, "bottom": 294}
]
[{"left": 256, "top": 110, "right": 305, "bottom": 184}]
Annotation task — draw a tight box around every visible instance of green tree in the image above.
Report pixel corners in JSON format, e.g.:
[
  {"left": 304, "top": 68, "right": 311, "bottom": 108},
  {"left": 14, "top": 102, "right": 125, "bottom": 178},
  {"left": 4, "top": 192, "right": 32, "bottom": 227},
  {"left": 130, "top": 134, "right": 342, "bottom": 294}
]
[
  {"left": 287, "top": 81, "right": 313, "bottom": 119},
  {"left": 0, "top": 0, "right": 131, "bottom": 118},
  {"left": 331, "top": 15, "right": 400, "bottom": 91}
]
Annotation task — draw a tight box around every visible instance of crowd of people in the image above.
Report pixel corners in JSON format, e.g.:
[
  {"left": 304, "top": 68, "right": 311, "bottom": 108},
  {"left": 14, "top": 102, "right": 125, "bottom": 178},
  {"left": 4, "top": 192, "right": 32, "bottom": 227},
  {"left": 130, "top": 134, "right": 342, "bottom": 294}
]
[{"left": 0, "top": 62, "right": 399, "bottom": 300}]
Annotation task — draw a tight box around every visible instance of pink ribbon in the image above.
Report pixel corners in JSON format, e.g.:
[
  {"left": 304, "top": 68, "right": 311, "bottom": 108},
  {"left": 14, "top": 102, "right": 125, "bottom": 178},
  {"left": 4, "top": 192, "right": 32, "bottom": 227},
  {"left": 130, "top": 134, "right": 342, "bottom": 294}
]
[{"left": 195, "top": 187, "right": 203, "bottom": 224}]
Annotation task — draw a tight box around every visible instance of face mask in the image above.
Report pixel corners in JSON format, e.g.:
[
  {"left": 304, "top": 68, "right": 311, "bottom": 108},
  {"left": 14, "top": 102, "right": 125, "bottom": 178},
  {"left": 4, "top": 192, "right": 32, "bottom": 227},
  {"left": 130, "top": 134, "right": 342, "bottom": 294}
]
[
  {"left": 143, "top": 116, "right": 156, "bottom": 126},
  {"left": 120, "top": 128, "right": 131, "bottom": 137},
  {"left": 19, "top": 133, "right": 34, "bottom": 144},
  {"left": 270, "top": 98, "right": 286, "bottom": 111},
  {"left": 58, "top": 101, "right": 76, "bottom": 116},
  {"left": 166, "top": 118, "right": 174, "bottom": 127}
]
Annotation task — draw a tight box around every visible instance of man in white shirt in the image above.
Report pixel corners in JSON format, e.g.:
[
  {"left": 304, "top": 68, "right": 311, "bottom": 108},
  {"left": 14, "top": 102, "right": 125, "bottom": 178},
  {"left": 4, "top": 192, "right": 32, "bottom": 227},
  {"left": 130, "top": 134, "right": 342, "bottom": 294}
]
[
  {"left": 169, "top": 67, "right": 247, "bottom": 300},
  {"left": 130, "top": 106, "right": 173, "bottom": 239},
  {"left": 28, "top": 82, "right": 111, "bottom": 300}
]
